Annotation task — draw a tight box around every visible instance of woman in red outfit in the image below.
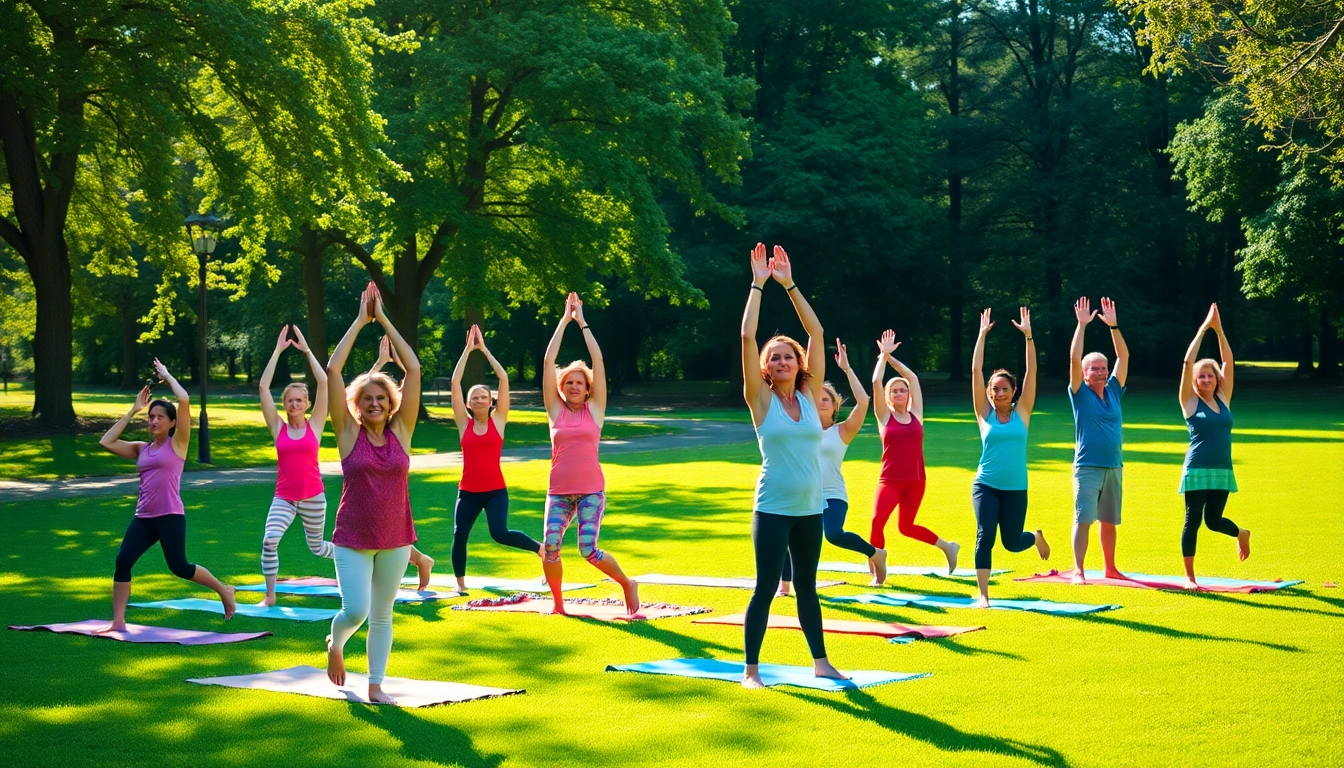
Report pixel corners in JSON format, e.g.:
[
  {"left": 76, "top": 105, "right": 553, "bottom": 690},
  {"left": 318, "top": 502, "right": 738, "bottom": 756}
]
[{"left": 870, "top": 330, "right": 960, "bottom": 582}]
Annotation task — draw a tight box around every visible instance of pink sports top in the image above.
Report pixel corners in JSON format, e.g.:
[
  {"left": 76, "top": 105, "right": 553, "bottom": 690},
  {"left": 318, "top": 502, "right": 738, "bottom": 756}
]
[
  {"left": 332, "top": 428, "right": 417, "bottom": 550},
  {"left": 135, "top": 441, "right": 185, "bottom": 518},
  {"left": 460, "top": 417, "right": 506, "bottom": 492},
  {"left": 879, "top": 413, "right": 926, "bottom": 482},
  {"left": 548, "top": 403, "right": 604, "bottom": 495},
  {"left": 275, "top": 420, "right": 324, "bottom": 501}
]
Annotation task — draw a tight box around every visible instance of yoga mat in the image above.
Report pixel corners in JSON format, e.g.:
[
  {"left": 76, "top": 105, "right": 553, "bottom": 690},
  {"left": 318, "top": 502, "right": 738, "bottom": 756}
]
[
  {"left": 606, "top": 658, "right": 929, "bottom": 691},
  {"left": 187, "top": 665, "right": 522, "bottom": 708},
  {"left": 452, "top": 593, "right": 708, "bottom": 622},
  {"left": 692, "top": 613, "right": 984, "bottom": 640},
  {"left": 235, "top": 583, "right": 464, "bottom": 603},
  {"left": 1017, "top": 569, "right": 1304, "bottom": 593},
  {"left": 630, "top": 573, "right": 845, "bottom": 590},
  {"left": 818, "top": 561, "right": 1008, "bottom": 579},
  {"left": 130, "top": 598, "right": 339, "bottom": 622},
  {"left": 829, "top": 592, "right": 1120, "bottom": 615},
  {"left": 405, "top": 575, "right": 596, "bottom": 593},
  {"left": 8, "top": 620, "right": 271, "bottom": 646}
]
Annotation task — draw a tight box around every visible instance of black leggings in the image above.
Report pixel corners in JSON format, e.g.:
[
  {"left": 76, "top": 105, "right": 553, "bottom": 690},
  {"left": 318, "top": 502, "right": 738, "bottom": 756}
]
[
  {"left": 972, "top": 483, "right": 1035, "bottom": 570},
  {"left": 114, "top": 514, "right": 196, "bottom": 583},
  {"left": 781, "top": 499, "right": 876, "bottom": 582},
  {"left": 746, "top": 511, "right": 826, "bottom": 666},
  {"left": 452, "top": 489, "right": 542, "bottom": 578},
  {"left": 1181, "top": 490, "right": 1239, "bottom": 557}
]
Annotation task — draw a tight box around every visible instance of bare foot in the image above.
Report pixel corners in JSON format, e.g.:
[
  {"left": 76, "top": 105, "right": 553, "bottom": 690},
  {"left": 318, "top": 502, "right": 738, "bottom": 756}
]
[
  {"left": 367, "top": 685, "right": 397, "bottom": 705},
  {"left": 415, "top": 553, "right": 435, "bottom": 591},
  {"left": 1237, "top": 529, "right": 1251, "bottom": 561},
  {"left": 741, "top": 668, "right": 766, "bottom": 690},
  {"left": 95, "top": 623, "right": 127, "bottom": 634},
  {"left": 219, "top": 585, "right": 237, "bottom": 620},
  {"left": 1070, "top": 570, "right": 1087, "bottom": 585},
  {"left": 866, "top": 578, "right": 884, "bottom": 588},
  {"left": 1034, "top": 530, "right": 1051, "bottom": 560},
  {"left": 456, "top": 578, "right": 468, "bottom": 593},
  {"left": 813, "top": 658, "right": 850, "bottom": 681},
  {"left": 549, "top": 603, "right": 569, "bottom": 616},
  {"left": 870, "top": 549, "right": 888, "bottom": 585},
  {"left": 776, "top": 581, "right": 792, "bottom": 597},
  {"left": 943, "top": 542, "right": 960, "bottom": 575},
  {"left": 1102, "top": 568, "right": 1125, "bottom": 580},
  {"left": 1183, "top": 580, "right": 1200, "bottom": 591},
  {"left": 622, "top": 578, "right": 641, "bottom": 617},
  {"left": 973, "top": 596, "right": 991, "bottom": 609},
  {"left": 260, "top": 593, "right": 277, "bottom": 608},
  {"left": 326, "top": 635, "right": 346, "bottom": 686}
]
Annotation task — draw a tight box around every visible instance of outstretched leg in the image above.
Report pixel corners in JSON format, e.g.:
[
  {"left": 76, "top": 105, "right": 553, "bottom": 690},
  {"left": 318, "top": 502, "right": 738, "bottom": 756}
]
[
  {"left": 573, "top": 493, "right": 639, "bottom": 615},
  {"left": 822, "top": 498, "right": 883, "bottom": 584}
]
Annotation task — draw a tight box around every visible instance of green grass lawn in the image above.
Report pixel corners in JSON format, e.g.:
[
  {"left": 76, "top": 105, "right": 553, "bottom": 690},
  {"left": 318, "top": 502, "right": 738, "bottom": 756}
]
[{"left": 1, "top": 387, "right": 1341, "bottom": 767}]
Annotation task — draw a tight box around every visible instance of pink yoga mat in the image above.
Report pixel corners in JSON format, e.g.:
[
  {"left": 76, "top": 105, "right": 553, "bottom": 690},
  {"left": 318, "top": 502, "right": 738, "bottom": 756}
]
[
  {"left": 452, "top": 593, "right": 709, "bottom": 622},
  {"left": 692, "top": 613, "right": 983, "bottom": 639},
  {"left": 1018, "top": 569, "right": 1301, "bottom": 593},
  {"left": 187, "top": 665, "right": 522, "bottom": 708},
  {"left": 9, "top": 620, "right": 272, "bottom": 645}
]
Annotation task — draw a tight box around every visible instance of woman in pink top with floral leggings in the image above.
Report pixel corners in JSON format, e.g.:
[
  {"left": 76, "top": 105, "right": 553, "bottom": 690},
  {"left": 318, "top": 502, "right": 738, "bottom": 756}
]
[{"left": 540, "top": 293, "right": 640, "bottom": 616}]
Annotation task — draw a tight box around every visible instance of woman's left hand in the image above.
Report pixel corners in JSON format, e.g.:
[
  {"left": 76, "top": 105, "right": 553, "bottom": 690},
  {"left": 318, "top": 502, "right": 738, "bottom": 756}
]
[
  {"left": 570, "top": 293, "right": 587, "bottom": 325},
  {"left": 1011, "top": 307, "right": 1032, "bottom": 337},
  {"left": 290, "top": 325, "right": 310, "bottom": 353},
  {"left": 152, "top": 357, "right": 170, "bottom": 381},
  {"left": 770, "top": 245, "right": 794, "bottom": 286},
  {"left": 833, "top": 338, "right": 851, "bottom": 371}
]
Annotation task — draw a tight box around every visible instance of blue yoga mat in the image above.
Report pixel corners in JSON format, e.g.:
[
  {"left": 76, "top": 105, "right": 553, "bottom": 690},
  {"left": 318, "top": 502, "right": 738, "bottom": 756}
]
[
  {"left": 829, "top": 592, "right": 1119, "bottom": 615},
  {"left": 235, "top": 584, "right": 461, "bottom": 603},
  {"left": 606, "top": 658, "right": 929, "bottom": 691},
  {"left": 129, "top": 598, "right": 339, "bottom": 622}
]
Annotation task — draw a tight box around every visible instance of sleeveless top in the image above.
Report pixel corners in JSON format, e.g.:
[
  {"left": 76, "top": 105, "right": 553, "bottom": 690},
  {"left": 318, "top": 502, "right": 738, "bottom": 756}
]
[
  {"left": 549, "top": 403, "right": 604, "bottom": 495},
  {"left": 818, "top": 424, "right": 850, "bottom": 501},
  {"left": 333, "top": 428, "right": 417, "bottom": 550},
  {"left": 754, "top": 393, "right": 824, "bottom": 516},
  {"left": 879, "top": 413, "right": 926, "bottom": 483},
  {"left": 136, "top": 440, "right": 185, "bottom": 518},
  {"left": 1184, "top": 396, "right": 1233, "bottom": 470},
  {"left": 975, "top": 409, "right": 1029, "bottom": 491},
  {"left": 460, "top": 417, "right": 506, "bottom": 493},
  {"left": 275, "top": 420, "right": 324, "bottom": 501}
]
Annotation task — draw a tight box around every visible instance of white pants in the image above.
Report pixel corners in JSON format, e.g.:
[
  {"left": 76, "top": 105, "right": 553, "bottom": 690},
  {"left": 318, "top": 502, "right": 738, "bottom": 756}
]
[
  {"left": 331, "top": 545, "right": 412, "bottom": 685},
  {"left": 261, "top": 494, "right": 333, "bottom": 577}
]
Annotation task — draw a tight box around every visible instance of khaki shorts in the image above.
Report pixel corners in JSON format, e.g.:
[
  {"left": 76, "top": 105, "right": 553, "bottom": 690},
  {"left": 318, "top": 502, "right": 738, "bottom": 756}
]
[{"left": 1074, "top": 466, "right": 1122, "bottom": 525}]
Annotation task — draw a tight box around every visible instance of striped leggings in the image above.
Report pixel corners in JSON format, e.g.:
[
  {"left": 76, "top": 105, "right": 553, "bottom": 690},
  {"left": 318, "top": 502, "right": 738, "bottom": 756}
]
[{"left": 261, "top": 493, "right": 334, "bottom": 577}]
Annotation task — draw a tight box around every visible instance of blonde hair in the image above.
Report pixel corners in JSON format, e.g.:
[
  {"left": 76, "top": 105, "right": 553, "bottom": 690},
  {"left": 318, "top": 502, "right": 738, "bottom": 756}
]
[
  {"left": 466, "top": 384, "right": 494, "bottom": 414},
  {"left": 885, "top": 376, "right": 912, "bottom": 409},
  {"left": 345, "top": 372, "right": 401, "bottom": 423},
  {"left": 819, "top": 381, "right": 845, "bottom": 420},
  {"left": 1194, "top": 358, "right": 1224, "bottom": 393},
  {"left": 280, "top": 382, "right": 309, "bottom": 403},
  {"left": 555, "top": 360, "right": 594, "bottom": 401},
  {"left": 758, "top": 335, "right": 811, "bottom": 388}
]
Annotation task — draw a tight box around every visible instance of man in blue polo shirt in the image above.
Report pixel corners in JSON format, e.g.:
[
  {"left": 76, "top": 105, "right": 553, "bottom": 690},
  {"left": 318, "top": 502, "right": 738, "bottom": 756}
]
[{"left": 1068, "top": 296, "right": 1130, "bottom": 584}]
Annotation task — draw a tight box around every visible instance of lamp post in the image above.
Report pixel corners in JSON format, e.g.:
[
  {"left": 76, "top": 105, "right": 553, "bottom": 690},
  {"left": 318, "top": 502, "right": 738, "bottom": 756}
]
[{"left": 184, "top": 213, "right": 222, "bottom": 464}]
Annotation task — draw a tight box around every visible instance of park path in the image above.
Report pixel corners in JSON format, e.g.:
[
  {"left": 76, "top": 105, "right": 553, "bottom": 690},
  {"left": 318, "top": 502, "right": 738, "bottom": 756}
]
[{"left": 0, "top": 417, "right": 754, "bottom": 503}]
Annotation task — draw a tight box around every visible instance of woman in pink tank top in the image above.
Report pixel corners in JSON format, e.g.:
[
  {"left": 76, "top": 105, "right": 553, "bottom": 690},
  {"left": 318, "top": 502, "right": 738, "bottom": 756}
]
[
  {"left": 97, "top": 358, "right": 236, "bottom": 632},
  {"left": 870, "top": 330, "right": 960, "bottom": 580},
  {"left": 323, "top": 283, "right": 422, "bottom": 706},
  {"left": 539, "top": 292, "right": 640, "bottom": 616},
  {"left": 257, "top": 324, "right": 334, "bottom": 606}
]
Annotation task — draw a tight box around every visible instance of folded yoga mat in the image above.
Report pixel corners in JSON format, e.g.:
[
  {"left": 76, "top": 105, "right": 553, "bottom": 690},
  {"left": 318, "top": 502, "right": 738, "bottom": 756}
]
[
  {"left": 130, "top": 599, "right": 339, "bottom": 622},
  {"left": 630, "top": 573, "right": 845, "bottom": 590},
  {"left": 9, "top": 620, "right": 272, "bottom": 646},
  {"left": 187, "top": 665, "right": 522, "bottom": 708},
  {"left": 829, "top": 592, "right": 1119, "bottom": 615},
  {"left": 452, "top": 593, "right": 708, "bottom": 622},
  {"left": 818, "top": 562, "right": 1008, "bottom": 579},
  {"left": 692, "top": 613, "right": 984, "bottom": 640},
  {"left": 606, "top": 658, "right": 929, "bottom": 691},
  {"left": 235, "top": 583, "right": 463, "bottom": 603},
  {"left": 1017, "top": 569, "right": 1304, "bottom": 593}
]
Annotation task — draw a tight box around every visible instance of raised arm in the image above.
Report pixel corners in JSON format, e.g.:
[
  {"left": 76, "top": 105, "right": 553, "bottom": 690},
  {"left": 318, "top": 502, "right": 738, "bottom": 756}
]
[
  {"left": 259, "top": 326, "right": 291, "bottom": 436},
  {"left": 371, "top": 287, "right": 421, "bottom": 440},
  {"left": 99, "top": 386, "right": 152, "bottom": 460},
  {"left": 154, "top": 358, "right": 192, "bottom": 458},
  {"left": 327, "top": 283, "right": 374, "bottom": 446},
  {"left": 1208, "top": 303, "right": 1234, "bottom": 403},
  {"left": 1179, "top": 307, "right": 1213, "bottom": 419},
  {"left": 1070, "top": 297, "right": 1095, "bottom": 394},
  {"left": 569, "top": 293, "right": 606, "bottom": 421},
  {"left": 1012, "top": 307, "right": 1037, "bottom": 425},
  {"left": 772, "top": 246, "right": 824, "bottom": 401},
  {"left": 834, "top": 340, "right": 869, "bottom": 444},
  {"left": 888, "top": 353, "right": 925, "bottom": 423},
  {"left": 1100, "top": 297, "right": 1129, "bottom": 388},
  {"left": 971, "top": 309, "right": 993, "bottom": 422},
  {"left": 741, "top": 243, "right": 770, "bottom": 423},
  {"left": 542, "top": 295, "right": 574, "bottom": 420},
  {"left": 871, "top": 330, "right": 895, "bottom": 426},
  {"left": 290, "top": 325, "right": 328, "bottom": 430},
  {"left": 477, "top": 326, "right": 511, "bottom": 431},
  {"left": 449, "top": 329, "right": 474, "bottom": 434}
]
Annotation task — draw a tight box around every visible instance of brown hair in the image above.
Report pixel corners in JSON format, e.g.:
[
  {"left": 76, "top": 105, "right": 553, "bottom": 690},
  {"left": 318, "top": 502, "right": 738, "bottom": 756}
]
[
  {"left": 988, "top": 368, "right": 1018, "bottom": 401},
  {"left": 819, "top": 381, "right": 846, "bottom": 420},
  {"left": 1194, "top": 358, "right": 1224, "bottom": 393},
  {"left": 758, "top": 335, "right": 811, "bottom": 388},
  {"left": 345, "top": 372, "right": 401, "bottom": 423},
  {"left": 555, "top": 360, "right": 594, "bottom": 401}
]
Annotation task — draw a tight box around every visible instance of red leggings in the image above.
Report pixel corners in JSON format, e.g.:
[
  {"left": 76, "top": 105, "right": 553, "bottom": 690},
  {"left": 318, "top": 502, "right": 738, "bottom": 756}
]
[{"left": 871, "top": 479, "right": 937, "bottom": 548}]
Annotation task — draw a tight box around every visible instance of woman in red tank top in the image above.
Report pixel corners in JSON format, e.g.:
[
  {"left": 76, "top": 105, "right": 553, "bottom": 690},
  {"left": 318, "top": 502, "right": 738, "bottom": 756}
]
[
  {"left": 870, "top": 330, "right": 960, "bottom": 582},
  {"left": 448, "top": 325, "right": 542, "bottom": 592}
]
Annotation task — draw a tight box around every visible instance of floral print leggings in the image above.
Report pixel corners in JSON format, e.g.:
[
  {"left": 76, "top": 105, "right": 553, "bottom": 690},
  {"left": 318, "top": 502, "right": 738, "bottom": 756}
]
[{"left": 543, "top": 492, "right": 606, "bottom": 563}]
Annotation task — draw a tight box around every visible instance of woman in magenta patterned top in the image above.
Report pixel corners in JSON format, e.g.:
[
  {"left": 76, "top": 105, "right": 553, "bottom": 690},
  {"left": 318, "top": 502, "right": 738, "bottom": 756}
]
[
  {"left": 540, "top": 292, "right": 640, "bottom": 617},
  {"left": 323, "top": 283, "right": 421, "bottom": 705},
  {"left": 97, "top": 358, "right": 236, "bottom": 632}
]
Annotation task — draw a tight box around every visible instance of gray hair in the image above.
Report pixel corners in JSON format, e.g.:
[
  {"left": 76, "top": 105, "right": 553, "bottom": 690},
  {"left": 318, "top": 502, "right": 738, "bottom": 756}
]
[{"left": 1081, "top": 352, "right": 1109, "bottom": 370}]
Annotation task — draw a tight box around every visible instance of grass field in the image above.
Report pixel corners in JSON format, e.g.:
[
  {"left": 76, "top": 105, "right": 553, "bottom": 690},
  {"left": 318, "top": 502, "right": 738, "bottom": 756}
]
[{"left": 1, "top": 386, "right": 1341, "bottom": 767}]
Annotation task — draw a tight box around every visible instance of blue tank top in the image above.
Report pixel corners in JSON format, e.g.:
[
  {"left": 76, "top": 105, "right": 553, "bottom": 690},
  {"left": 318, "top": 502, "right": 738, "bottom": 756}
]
[
  {"left": 975, "top": 409, "right": 1028, "bottom": 491},
  {"left": 753, "top": 393, "right": 824, "bottom": 516},
  {"left": 1184, "top": 396, "right": 1233, "bottom": 470}
]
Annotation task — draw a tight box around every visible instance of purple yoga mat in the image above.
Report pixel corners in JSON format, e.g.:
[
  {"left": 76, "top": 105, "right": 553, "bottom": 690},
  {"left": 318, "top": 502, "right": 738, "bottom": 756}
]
[
  {"left": 8, "top": 620, "right": 272, "bottom": 646},
  {"left": 187, "top": 665, "right": 523, "bottom": 708}
]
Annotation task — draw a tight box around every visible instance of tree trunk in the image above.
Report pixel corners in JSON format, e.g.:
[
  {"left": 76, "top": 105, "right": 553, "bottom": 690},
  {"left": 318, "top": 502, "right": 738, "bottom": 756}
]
[
  {"left": 119, "top": 294, "right": 139, "bottom": 389},
  {"left": 28, "top": 243, "right": 75, "bottom": 424},
  {"left": 1294, "top": 327, "right": 1315, "bottom": 376},
  {"left": 462, "top": 304, "right": 486, "bottom": 389},
  {"left": 1315, "top": 307, "right": 1338, "bottom": 379}
]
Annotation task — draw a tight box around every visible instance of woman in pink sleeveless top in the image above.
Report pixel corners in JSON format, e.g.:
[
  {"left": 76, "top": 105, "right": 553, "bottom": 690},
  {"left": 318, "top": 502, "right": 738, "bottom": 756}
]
[
  {"left": 323, "top": 283, "right": 421, "bottom": 705},
  {"left": 257, "top": 324, "right": 333, "bottom": 606},
  {"left": 870, "top": 330, "right": 960, "bottom": 582},
  {"left": 97, "top": 358, "right": 235, "bottom": 632},
  {"left": 540, "top": 292, "right": 640, "bottom": 616}
]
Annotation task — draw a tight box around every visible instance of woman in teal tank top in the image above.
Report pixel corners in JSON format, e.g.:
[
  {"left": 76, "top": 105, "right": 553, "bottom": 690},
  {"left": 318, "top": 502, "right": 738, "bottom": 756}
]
[
  {"left": 1177, "top": 304, "right": 1250, "bottom": 589},
  {"left": 970, "top": 308, "right": 1051, "bottom": 607}
]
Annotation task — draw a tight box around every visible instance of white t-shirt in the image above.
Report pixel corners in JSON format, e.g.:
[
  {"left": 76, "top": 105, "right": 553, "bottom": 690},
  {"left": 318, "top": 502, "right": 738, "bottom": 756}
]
[{"left": 818, "top": 424, "right": 849, "bottom": 502}]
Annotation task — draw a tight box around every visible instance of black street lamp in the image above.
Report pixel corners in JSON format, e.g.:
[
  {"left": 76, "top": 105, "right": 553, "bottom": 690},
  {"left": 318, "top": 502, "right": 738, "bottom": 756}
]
[{"left": 184, "top": 212, "right": 223, "bottom": 464}]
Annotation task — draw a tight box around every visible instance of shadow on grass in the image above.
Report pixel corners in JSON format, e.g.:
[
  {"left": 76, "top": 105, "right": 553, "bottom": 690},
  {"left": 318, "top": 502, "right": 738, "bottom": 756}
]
[
  {"left": 1071, "top": 613, "right": 1303, "bottom": 652},
  {"left": 349, "top": 700, "right": 506, "bottom": 768},
  {"left": 599, "top": 617, "right": 739, "bottom": 658},
  {"left": 1176, "top": 587, "right": 1344, "bottom": 619}
]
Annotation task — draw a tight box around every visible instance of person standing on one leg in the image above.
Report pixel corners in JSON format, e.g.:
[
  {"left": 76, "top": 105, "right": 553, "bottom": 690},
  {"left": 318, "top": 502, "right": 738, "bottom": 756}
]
[
  {"left": 1067, "top": 297, "right": 1130, "bottom": 585},
  {"left": 97, "top": 359, "right": 236, "bottom": 631},
  {"left": 448, "top": 325, "right": 542, "bottom": 593},
  {"left": 540, "top": 293, "right": 640, "bottom": 616},
  {"left": 969, "top": 308, "right": 1051, "bottom": 608},
  {"left": 870, "top": 329, "right": 960, "bottom": 581},
  {"left": 740, "top": 243, "right": 847, "bottom": 689},
  {"left": 324, "top": 283, "right": 421, "bottom": 705},
  {"left": 1178, "top": 303, "right": 1250, "bottom": 589},
  {"left": 257, "top": 324, "right": 334, "bottom": 606}
]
